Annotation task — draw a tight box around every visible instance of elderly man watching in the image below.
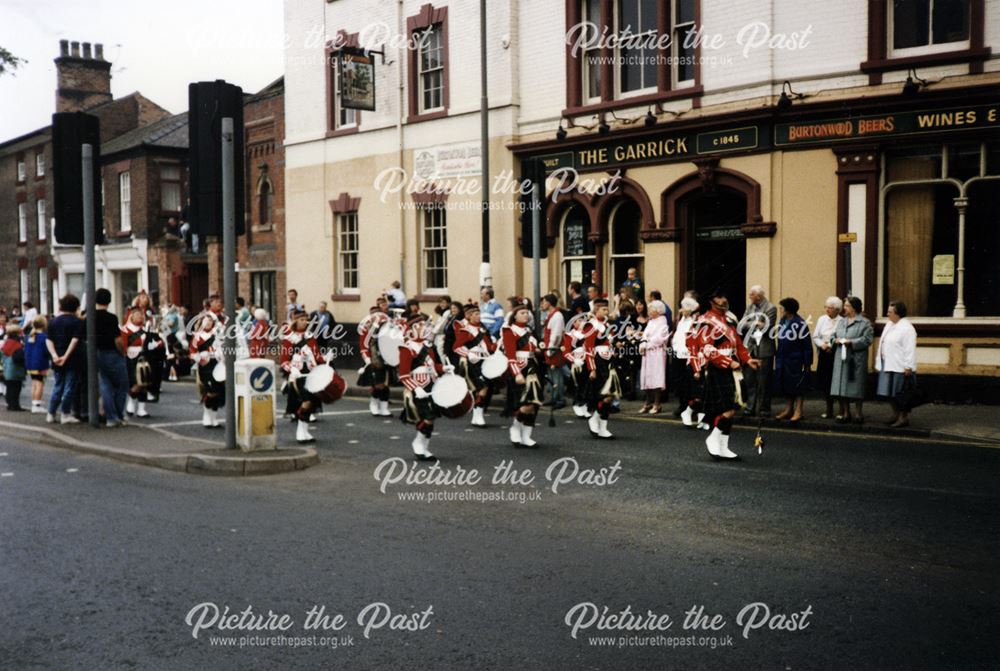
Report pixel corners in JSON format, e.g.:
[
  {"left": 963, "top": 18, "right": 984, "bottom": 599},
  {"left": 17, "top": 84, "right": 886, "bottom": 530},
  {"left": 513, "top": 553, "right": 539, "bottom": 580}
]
[{"left": 740, "top": 284, "right": 777, "bottom": 417}]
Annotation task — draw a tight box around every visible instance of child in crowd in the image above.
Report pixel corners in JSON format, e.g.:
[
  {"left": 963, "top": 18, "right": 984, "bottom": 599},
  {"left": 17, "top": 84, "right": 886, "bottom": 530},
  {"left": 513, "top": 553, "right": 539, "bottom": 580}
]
[
  {"left": 24, "top": 316, "right": 52, "bottom": 413},
  {"left": 1, "top": 324, "right": 27, "bottom": 411}
]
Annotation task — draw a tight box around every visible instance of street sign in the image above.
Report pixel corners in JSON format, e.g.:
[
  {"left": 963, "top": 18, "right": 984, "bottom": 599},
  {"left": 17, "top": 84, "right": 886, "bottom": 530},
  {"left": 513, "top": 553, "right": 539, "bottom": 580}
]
[{"left": 838, "top": 232, "right": 858, "bottom": 243}]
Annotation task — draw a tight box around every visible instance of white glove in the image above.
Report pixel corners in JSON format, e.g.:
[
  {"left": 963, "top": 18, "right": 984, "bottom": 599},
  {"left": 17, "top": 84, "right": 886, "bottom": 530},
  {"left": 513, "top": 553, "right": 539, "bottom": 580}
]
[
  {"left": 147, "top": 341, "right": 159, "bottom": 350},
  {"left": 357, "top": 366, "right": 366, "bottom": 376},
  {"left": 414, "top": 387, "right": 429, "bottom": 399},
  {"left": 443, "top": 364, "right": 455, "bottom": 374}
]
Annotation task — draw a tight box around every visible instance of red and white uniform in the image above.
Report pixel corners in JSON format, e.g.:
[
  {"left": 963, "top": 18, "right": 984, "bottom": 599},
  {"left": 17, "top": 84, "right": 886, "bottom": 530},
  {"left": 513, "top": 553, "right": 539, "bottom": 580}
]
[
  {"left": 358, "top": 313, "right": 388, "bottom": 366},
  {"left": 398, "top": 340, "right": 444, "bottom": 392},
  {"left": 279, "top": 326, "right": 325, "bottom": 376},
  {"left": 121, "top": 322, "right": 149, "bottom": 360},
  {"left": 541, "top": 309, "right": 566, "bottom": 367},
  {"left": 562, "top": 326, "right": 587, "bottom": 368},
  {"left": 581, "top": 317, "right": 614, "bottom": 372},
  {"left": 687, "top": 310, "right": 751, "bottom": 375},
  {"left": 453, "top": 320, "right": 495, "bottom": 362},
  {"left": 189, "top": 317, "right": 223, "bottom": 365},
  {"left": 501, "top": 323, "right": 537, "bottom": 376}
]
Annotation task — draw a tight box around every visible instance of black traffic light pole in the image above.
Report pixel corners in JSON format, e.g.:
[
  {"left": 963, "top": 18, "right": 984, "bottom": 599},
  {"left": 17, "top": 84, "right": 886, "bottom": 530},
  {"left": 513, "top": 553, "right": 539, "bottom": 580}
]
[
  {"left": 82, "top": 144, "right": 99, "bottom": 427},
  {"left": 221, "top": 117, "right": 237, "bottom": 451}
]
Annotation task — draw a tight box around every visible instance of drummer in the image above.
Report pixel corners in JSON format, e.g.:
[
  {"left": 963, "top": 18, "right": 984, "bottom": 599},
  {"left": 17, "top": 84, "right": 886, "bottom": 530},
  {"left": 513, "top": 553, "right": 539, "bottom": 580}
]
[
  {"left": 502, "top": 299, "right": 543, "bottom": 448},
  {"left": 280, "top": 308, "right": 326, "bottom": 443},
  {"left": 358, "top": 304, "right": 393, "bottom": 417},
  {"left": 398, "top": 313, "right": 452, "bottom": 461},
  {"left": 582, "top": 298, "right": 620, "bottom": 439},
  {"left": 452, "top": 303, "right": 496, "bottom": 427},
  {"left": 190, "top": 311, "right": 224, "bottom": 428},
  {"left": 562, "top": 315, "right": 591, "bottom": 419}
]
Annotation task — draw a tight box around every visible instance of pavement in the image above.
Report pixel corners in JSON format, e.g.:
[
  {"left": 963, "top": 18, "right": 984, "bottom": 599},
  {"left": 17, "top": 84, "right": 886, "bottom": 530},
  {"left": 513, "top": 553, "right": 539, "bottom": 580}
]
[{"left": 1, "top": 393, "right": 997, "bottom": 669}]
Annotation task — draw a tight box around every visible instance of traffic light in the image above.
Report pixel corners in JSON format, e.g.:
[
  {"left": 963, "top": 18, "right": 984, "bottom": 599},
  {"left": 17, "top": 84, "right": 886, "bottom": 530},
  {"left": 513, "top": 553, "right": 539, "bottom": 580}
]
[
  {"left": 188, "top": 80, "right": 245, "bottom": 237},
  {"left": 519, "top": 159, "right": 547, "bottom": 259},
  {"left": 51, "top": 112, "right": 103, "bottom": 245}
]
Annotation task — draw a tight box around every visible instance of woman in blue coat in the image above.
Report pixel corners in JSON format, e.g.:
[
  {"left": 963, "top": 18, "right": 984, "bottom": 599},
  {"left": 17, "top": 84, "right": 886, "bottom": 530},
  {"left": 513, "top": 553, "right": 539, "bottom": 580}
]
[{"left": 773, "top": 297, "right": 812, "bottom": 424}]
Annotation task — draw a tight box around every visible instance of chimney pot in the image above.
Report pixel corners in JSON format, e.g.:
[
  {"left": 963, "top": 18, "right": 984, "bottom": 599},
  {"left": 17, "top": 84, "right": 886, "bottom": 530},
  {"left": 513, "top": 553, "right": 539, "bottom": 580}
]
[
  {"left": 95, "top": 43, "right": 104, "bottom": 60},
  {"left": 70, "top": 41, "right": 80, "bottom": 57},
  {"left": 59, "top": 39, "right": 69, "bottom": 57},
  {"left": 82, "top": 42, "right": 92, "bottom": 59}
]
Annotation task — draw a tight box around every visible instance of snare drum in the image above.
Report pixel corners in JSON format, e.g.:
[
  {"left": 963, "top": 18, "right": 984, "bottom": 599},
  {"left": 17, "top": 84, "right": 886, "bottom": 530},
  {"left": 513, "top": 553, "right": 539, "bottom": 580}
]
[
  {"left": 481, "top": 349, "right": 508, "bottom": 380},
  {"left": 430, "top": 373, "right": 473, "bottom": 418},
  {"left": 304, "top": 364, "right": 347, "bottom": 404}
]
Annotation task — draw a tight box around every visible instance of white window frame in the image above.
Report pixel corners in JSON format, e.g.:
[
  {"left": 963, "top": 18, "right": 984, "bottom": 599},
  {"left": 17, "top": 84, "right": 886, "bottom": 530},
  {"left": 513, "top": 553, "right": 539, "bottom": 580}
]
[
  {"left": 35, "top": 153, "right": 45, "bottom": 177},
  {"left": 614, "top": 0, "right": 658, "bottom": 99},
  {"left": 672, "top": 0, "right": 696, "bottom": 88},
  {"left": 332, "top": 55, "right": 358, "bottom": 130},
  {"left": 337, "top": 212, "right": 360, "bottom": 293},
  {"left": 160, "top": 164, "right": 182, "bottom": 212},
  {"left": 16, "top": 158, "right": 25, "bottom": 182},
  {"left": 18, "top": 202, "right": 27, "bottom": 242},
  {"left": 19, "top": 269, "right": 29, "bottom": 306},
  {"left": 119, "top": 171, "right": 132, "bottom": 233},
  {"left": 36, "top": 198, "right": 46, "bottom": 241},
  {"left": 582, "top": 0, "right": 603, "bottom": 104},
  {"left": 417, "top": 25, "right": 445, "bottom": 114},
  {"left": 888, "top": 0, "right": 971, "bottom": 58},
  {"left": 38, "top": 268, "right": 49, "bottom": 316},
  {"left": 420, "top": 205, "right": 448, "bottom": 292}
]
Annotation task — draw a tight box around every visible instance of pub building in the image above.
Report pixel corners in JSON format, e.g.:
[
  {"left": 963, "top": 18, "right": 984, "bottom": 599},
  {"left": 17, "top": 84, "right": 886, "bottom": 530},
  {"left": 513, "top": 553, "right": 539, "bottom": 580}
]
[{"left": 511, "top": 91, "right": 1000, "bottom": 400}]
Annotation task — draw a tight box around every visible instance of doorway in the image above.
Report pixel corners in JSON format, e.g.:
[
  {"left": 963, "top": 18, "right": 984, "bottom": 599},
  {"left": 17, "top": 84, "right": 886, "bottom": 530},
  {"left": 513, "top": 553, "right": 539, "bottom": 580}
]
[
  {"left": 682, "top": 186, "right": 747, "bottom": 316},
  {"left": 561, "top": 204, "right": 596, "bottom": 290}
]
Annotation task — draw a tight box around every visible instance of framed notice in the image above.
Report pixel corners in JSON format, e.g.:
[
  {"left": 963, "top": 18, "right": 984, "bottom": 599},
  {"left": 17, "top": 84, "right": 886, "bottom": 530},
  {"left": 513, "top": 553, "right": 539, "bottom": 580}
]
[
  {"left": 932, "top": 254, "right": 955, "bottom": 285},
  {"left": 339, "top": 48, "right": 376, "bottom": 111}
]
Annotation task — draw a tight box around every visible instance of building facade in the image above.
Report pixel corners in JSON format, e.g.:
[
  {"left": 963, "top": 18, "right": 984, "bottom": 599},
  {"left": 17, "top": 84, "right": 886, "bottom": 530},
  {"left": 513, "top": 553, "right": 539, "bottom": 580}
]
[{"left": 283, "top": 0, "right": 1000, "bottom": 390}]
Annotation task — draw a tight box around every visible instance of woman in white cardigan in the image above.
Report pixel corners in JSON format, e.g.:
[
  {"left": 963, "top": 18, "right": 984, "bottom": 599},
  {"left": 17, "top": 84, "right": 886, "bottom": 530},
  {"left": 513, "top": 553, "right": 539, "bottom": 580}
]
[{"left": 875, "top": 300, "right": 918, "bottom": 428}]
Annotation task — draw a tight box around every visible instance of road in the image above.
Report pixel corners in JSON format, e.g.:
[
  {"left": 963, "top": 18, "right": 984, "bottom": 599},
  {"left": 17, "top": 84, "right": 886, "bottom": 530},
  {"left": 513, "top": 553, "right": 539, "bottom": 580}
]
[{"left": 1, "top": 387, "right": 997, "bottom": 670}]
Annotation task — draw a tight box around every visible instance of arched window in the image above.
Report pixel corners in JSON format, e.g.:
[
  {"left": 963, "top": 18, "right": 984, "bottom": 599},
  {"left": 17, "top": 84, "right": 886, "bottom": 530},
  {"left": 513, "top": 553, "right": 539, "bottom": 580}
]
[
  {"left": 562, "top": 204, "right": 595, "bottom": 287},
  {"left": 258, "top": 179, "right": 273, "bottom": 227},
  {"left": 609, "top": 199, "right": 643, "bottom": 299}
]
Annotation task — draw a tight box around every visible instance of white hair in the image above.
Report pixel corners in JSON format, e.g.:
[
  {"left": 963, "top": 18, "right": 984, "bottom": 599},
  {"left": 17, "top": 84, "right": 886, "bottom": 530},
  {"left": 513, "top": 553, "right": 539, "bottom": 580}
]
[
  {"left": 680, "top": 297, "right": 699, "bottom": 312},
  {"left": 648, "top": 300, "right": 666, "bottom": 315},
  {"left": 750, "top": 285, "right": 766, "bottom": 297},
  {"left": 254, "top": 308, "right": 268, "bottom": 321},
  {"left": 824, "top": 296, "right": 843, "bottom": 311}
]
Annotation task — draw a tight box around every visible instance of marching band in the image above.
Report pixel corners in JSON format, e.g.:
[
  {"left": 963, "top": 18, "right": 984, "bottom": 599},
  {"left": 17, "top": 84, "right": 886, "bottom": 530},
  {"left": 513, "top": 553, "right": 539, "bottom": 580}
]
[{"left": 113, "top": 286, "right": 767, "bottom": 464}]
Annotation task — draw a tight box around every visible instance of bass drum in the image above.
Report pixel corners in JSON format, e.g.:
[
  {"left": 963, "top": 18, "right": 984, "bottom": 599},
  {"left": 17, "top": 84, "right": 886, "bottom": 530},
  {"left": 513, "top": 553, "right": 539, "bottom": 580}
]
[
  {"left": 376, "top": 322, "right": 405, "bottom": 367},
  {"left": 430, "top": 373, "right": 473, "bottom": 419},
  {"left": 481, "top": 350, "right": 508, "bottom": 380},
  {"left": 304, "top": 364, "right": 347, "bottom": 404},
  {"left": 211, "top": 361, "right": 226, "bottom": 382}
]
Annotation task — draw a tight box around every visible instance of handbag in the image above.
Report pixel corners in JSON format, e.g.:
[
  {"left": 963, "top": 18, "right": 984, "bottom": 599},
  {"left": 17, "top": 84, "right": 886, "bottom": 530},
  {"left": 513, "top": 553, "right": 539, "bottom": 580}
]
[{"left": 895, "top": 375, "right": 927, "bottom": 412}]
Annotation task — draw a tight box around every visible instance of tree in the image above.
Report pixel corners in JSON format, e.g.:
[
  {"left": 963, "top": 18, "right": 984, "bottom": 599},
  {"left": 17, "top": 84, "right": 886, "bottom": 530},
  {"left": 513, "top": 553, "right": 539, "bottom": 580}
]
[{"left": 0, "top": 46, "right": 26, "bottom": 77}]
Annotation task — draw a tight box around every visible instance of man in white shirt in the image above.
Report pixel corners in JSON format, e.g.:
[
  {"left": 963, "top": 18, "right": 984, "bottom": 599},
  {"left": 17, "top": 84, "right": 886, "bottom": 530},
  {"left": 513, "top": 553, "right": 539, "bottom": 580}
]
[{"left": 540, "top": 294, "right": 566, "bottom": 408}]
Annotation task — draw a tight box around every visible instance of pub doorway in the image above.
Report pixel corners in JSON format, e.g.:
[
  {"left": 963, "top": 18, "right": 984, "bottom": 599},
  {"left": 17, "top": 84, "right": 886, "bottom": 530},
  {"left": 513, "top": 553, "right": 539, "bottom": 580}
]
[{"left": 682, "top": 186, "right": 747, "bottom": 316}]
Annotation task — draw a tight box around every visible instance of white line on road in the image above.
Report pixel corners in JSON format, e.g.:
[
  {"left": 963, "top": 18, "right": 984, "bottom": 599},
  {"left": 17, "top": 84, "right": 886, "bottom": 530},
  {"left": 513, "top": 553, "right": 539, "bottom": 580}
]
[
  {"left": 1, "top": 472, "right": 13, "bottom": 477},
  {"left": 66, "top": 468, "right": 79, "bottom": 473},
  {"left": 0, "top": 452, "right": 7, "bottom": 456}
]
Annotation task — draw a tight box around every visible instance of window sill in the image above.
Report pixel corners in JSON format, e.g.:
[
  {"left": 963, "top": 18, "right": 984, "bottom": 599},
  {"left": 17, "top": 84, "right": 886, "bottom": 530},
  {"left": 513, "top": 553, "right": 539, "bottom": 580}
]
[
  {"left": 330, "top": 293, "right": 361, "bottom": 302},
  {"left": 17, "top": 241, "right": 27, "bottom": 247},
  {"left": 563, "top": 86, "right": 704, "bottom": 118},
  {"left": 414, "top": 292, "right": 448, "bottom": 302},
  {"left": 860, "top": 46, "right": 991, "bottom": 74},
  {"left": 326, "top": 126, "right": 360, "bottom": 138},
  {"left": 873, "top": 317, "right": 1000, "bottom": 337},
  {"left": 406, "top": 109, "right": 449, "bottom": 124}
]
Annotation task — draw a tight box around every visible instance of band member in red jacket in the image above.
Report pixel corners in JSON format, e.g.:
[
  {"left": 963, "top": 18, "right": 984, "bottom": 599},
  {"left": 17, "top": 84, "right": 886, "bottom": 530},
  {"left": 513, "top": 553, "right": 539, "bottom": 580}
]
[
  {"left": 452, "top": 303, "right": 495, "bottom": 427},
  {"left": 190, "top": 310, "right": 225, "bottom": 428},
  {"left": 121, "top": 307, "right": 162, "bottom": 418},
  {"left": 358, "top": 305, "right": 394, "bottom": 417},
  {"left": 562, "top": 316, "right": 591, "bottom": 419},
  {"left": 280, "top": 308, "right": 326, "bottom": 443},
  {"left": 582, "top": 298, "right": 621, "bottom": 439},
  {"left": 399, "top": 313, "right": 451, "bottom": 460},
  {"left": 502, "top": 299, "right": 542, "bottom": 447},
  {"left": 688, "top": 290, "right": 760, "bottom": 460}
]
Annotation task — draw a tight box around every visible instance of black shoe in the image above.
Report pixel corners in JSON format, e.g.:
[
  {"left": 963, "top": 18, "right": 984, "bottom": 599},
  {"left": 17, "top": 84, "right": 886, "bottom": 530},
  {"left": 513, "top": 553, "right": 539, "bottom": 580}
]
[{"left": 415, "top": 454, "right": 436, "bottom": 462}]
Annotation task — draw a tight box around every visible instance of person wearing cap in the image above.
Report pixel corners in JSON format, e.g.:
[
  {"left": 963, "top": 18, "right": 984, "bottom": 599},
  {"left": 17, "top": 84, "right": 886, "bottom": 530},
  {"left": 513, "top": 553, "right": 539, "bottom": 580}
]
[
  {"left": 540, "top": 294, "right": 567, "bottom": 410},
  {"left": 280, "top": 309, "right": 328, "bottom": 443},
  {"left": 688, "top": 290, "right": 761, "bottom": 460},
  {"left": 562, "top": 313, "right": 591, "bottom": 419},
  {"left": 398, "top": 312, "right": 452, "bottom": 460},
  {"left": 453, "top": 303, "right": 496, "bottom": 427},
  {"left": 190, "top": 309, "right": 225, "bottom": 428},
  {"left": 582, "top": 298, "right": 621, "bottom": 439},
  {"left": 502, "top": 299, "right": 543, "bottom": 447},
  {"left": 357, "top": 304, "right": 394, "bottom": 417}
]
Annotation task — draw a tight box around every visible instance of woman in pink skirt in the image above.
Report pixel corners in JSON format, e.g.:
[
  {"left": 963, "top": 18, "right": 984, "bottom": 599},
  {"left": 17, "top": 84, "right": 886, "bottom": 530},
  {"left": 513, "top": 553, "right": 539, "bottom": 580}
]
[{"left": 638, "top": 300, "right": 671, "bottom": 414}]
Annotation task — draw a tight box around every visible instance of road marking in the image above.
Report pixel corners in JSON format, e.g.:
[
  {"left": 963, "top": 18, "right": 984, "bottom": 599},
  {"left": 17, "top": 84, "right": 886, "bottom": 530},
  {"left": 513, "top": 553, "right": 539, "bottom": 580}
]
[
  {"left": 382, "top": 420, "right": 392, "bottom": 424},
  {"left": 0, "top": 452, "right": 7, "bottom": 456},
  {"left": 66, "top": 468, "right": 79, "bottom": 473},
  {"left": 345, "top": 423, "right": 355, "bottom": 427},
  {"left": 389, "top": 436, "right": 400, "bottom": 440},
  {"left": 1, "top": 472, "right": 13, "bottom": 477},
  {"left": 464, "top": 428, "right": 474, "bottom": 432},
  {"left": 348, "top": 439, "right": 359, "bottom": 444}
]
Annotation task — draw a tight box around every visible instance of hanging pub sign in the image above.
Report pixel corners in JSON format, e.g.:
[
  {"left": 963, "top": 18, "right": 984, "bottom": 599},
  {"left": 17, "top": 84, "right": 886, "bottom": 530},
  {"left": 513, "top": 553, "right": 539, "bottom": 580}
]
[{"left": 339, "top": 47, "right": 376, "bottom": 111}]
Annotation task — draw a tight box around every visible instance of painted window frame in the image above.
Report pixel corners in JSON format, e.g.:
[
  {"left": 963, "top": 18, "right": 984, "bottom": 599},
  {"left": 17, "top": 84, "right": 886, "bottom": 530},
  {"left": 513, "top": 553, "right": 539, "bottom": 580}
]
[
  {"left": 119, "top": 171, "right": 132, "bottom": 233},
  {"left": 336, "top": 211, "right": 361, "bottom": 293},
  {"left": 420, "top": 204, "right": 448, "bottom": 292},
  {"left": 406, "top": 4, "right": 450, "bottom": 124},
  {"left": 36, "top": 198, "right": 46, "bottom": 241}
]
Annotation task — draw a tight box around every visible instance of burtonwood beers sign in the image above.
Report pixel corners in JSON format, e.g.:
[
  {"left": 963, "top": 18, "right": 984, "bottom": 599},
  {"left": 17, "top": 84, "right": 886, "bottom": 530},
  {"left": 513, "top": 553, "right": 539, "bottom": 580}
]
[{"left": 775, "top": 103, "right": 1000, "bottom": 146}]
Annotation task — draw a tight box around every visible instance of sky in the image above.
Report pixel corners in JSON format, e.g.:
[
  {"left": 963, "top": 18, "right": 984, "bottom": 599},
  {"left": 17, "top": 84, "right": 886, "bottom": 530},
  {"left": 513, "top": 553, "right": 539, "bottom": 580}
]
[{"left": 0, "top": 0, "right": 285, "bottom": 139}]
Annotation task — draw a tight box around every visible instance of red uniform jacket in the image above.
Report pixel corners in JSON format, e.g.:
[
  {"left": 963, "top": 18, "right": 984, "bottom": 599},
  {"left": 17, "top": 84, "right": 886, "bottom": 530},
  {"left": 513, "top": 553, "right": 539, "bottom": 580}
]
[
  {"left": 279, "top": 326, "right": 325, "bottom": 375},
  {"left": 687, "top": 310, "right": 751, "bottom": 375},
  {"left": 398, "top": 340, "right": 444, "bottom": 391},
  {"left": 501, "top": 324, "right": 536, "bottom": 377},
  {"left": 453, "top": 320, "right": 495, "bottom": 361}
]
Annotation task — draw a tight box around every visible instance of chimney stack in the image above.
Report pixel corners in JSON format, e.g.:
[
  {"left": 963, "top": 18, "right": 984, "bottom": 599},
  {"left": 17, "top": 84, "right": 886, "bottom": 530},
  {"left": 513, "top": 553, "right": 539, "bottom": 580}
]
[{"left": 55, "top": 39, "right": 113, "bottom": 113}]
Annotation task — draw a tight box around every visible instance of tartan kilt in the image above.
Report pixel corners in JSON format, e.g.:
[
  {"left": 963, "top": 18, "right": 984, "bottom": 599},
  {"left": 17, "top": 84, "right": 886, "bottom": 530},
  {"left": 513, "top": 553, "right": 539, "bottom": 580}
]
[
  {"left": 358, "top": 363, "right": 391, "bottom": 388},
  {"left": 459, "top": 358, "right": 489, "bottom": 392},
  {"left": 701, "top": 365, "right": 743, "bottom": 417},
  {"left": 402, "top": 389, "right": 439, "bottom": 424},
  {"left": 587, "top": 357, "right": 623, "bottom": 404},
  {"left": 569, "top": 364, "right": 589, "bottom": 404},
  {"left": 507, "top": 361, "right": 543, "bottom": 407}
]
